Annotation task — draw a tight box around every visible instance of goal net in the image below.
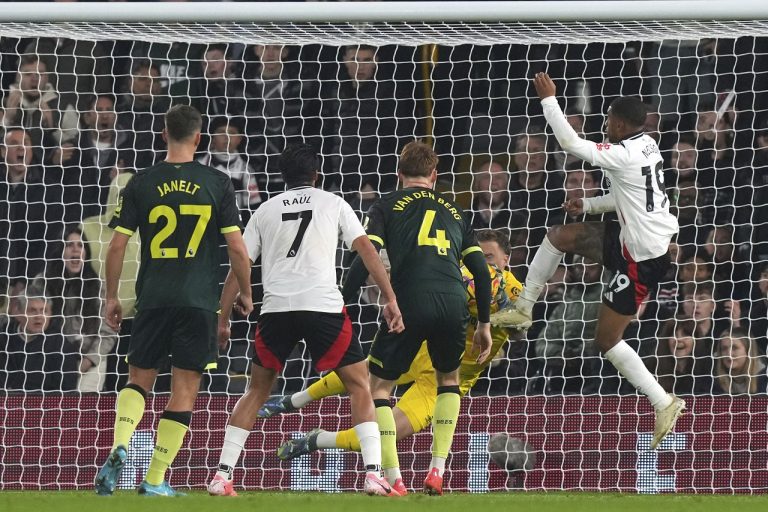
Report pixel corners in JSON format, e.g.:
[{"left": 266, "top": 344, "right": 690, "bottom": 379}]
[{"left": 1, "top": 5, "right": 767, "bottom": 494}]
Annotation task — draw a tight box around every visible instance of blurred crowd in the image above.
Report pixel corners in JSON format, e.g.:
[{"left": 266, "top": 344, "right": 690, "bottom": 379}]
[{"left": 0, "top": 35, "right": 766, "bottom": 397}]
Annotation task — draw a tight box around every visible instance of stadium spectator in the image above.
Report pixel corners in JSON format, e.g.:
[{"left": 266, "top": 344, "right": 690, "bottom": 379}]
[
  {"left": 81, "top": 170, "right": 141, "bottom": 392},
  {"left": 710, "top": 328, "right": 767, "bottom": 395},
  {"left": 31, "top": 227, "right": 117, "bottom": 393},
  {"left": 747, "top": 123, "right": 768, "bottom": 262},
  {"left": 649, "top": 318, "right": 713, "bottom": 395},
  {"left": 197, "top": 118, "right": 263, "bottom": 222},
  {"left": 667, "top": 135, "right": 698, "bottom": 187},
  {"left": 702, "top": 225, "right": 751, "bottom": 302},
  {"left": 321, "top": 44, "right": 415, "bottom": 207},
  {"left": 22, "top": 38, "right": 111, "bottom": 144},
  {"left": 0, "top": 287, "right": 80, "bottom": 392},
  {"left": 131, "top": 41, "right": 204, "bottom": 93},
  {"left": 0, "top": 127, "right": 64, "bottom": 282},
  {"left": 677, "top": 281, "right": 735, "bottom": 341},
  {"left": 693, "top": 107, "right": 746, "bottom": 229},
  {"left": 645, "top": 39, "right": 716, "bottom": 120},
  {"left": 116, "top": 60, "right": 168, "bottom": 169},
  {"left": 81, "top": 170, "right": 140, "bottom": 318},
  {"left": 533, "top": 256, "right": 603, "bottom": 394},
  {"left": 172, "top": 44, "right": 246, "bottom": 126},
  {"left": 0, "top": 281, "right": 25, "bottom": 332},
  {"left": 654, "top": 240, "right": 682, "bottom": 321},
  {"left": 508, "top": 132, "right": 565, "bottom": 247},
  {"left": 562, "top": 167, "right": 600, "bottom": 222},
  {"left": 46, "top": 94, "right": 124, "bottom": 223},
  {"left": 743, "top": 263, "right": 768, "bottom": 355},
  {"left": 2, "top": 54, "right": 60, "bottom": 163},
  {"left": 677, "top": 253, "right": 713, "bottom": 286},
  {"left": 643, "top": 108, "right": 661, "bottom": 142},
  {"left": 244, "top": 44, "right": 321, "bottom": 198},
  {"left": 468, "top": 157, "right": 515, "bottom": 230}
]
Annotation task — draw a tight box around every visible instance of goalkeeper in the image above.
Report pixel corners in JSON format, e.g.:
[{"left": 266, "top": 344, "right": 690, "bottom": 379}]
[{"left": 265, "top": 229, "right": 522, "bottom": 496}]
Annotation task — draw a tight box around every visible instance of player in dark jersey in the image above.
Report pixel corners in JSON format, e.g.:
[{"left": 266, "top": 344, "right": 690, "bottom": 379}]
[
  {"left": 94, "top": 105, "right": 253, "bottom": 497},
  {"left": 343, "top": 141, "right": 493, "bottom": 495}
]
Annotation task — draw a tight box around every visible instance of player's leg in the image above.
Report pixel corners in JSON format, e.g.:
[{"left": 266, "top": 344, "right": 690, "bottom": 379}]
[
  {"left": 258, "top": 369, "right": 348, "bottom": 418},
  {"left": 141, "top": 308, "right": 219, "bottom": 496},
  {"left": 365, "top": 324, "right": 425, "bottom": 496},
  {"left": 299, "top": 309, "right": 397, "bottom": 496},
  {"left": 335, "top": 359, "right": 394, "bottom": 492},
  {"left": 95, "top": 309, "right": 167, "bottom": 496},
  {"left": 597, "top": 243, "right": 685, "bottom": 449},
  {"left": 595, "top": 304, "right": 683, "bottom": 447},
  {"left": 211, "top": 312, "right": 293, "bottom": 495},
  {"left": 140, "top": 366, "right": 202, "bottom": 496},
  {"left": 211, "top": 363, "right": 278, "bottom": 495},
  {"left": 94, "top": 365, "right": 156, "bottom": 495},
  {"left": 491, "top": 222, "right": 606, "bottom": 327},
  {"left": 423, "top": 293, "right": 468, "bottom": 495}
]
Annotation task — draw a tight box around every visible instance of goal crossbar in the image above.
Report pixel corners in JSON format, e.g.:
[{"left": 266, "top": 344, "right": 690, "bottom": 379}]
[{"left": 1, "top": 1, "right": 768, "bottom": 24}]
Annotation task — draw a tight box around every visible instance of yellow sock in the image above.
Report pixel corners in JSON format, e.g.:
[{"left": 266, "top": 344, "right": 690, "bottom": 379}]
[
  {"left": 112, "top": 385, "right": 146, "bottom": 451},
  {"left": 307, "top": 371, "right": 347, "bottom": 400},
  {"left": 432, "top": 389, "right": 461, "bottom": 459},
  {"left": 375, "top": 403, "right": 399, "bottom": 470},
  {"left": 144, "top": 415, "right": 189, "bottom": 485},
  {"left": 335, "top": 428, "right": 361, "bottom": 451}
]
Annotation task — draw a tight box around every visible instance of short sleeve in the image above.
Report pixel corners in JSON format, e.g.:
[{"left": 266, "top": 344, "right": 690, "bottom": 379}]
[
  {"left": 338, "top": 198, "right": 367, "bottom": 249},
  {"left": 218, "top": 178, "right": 243, "bottom": 234},
  {"left": 242, "top": 210, "right": 261, "bottom": 262},
  {"left": 361, "top": 200, "right": 387, "bottom": 248},
  {"left": 107, "top": 174, "right": 139, "bottom": 236}
]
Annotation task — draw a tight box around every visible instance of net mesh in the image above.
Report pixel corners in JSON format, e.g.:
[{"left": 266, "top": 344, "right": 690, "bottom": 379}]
[{"left": 0, "top": 18, "right": 767, "bottom": 493}]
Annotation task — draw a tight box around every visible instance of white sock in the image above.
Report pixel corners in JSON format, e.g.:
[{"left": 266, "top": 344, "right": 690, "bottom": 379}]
[
  {"left": 216, "top": 425, "right": 250, "bottom": 479},
  {"left": 384, "top": 467, "right": 402, "bottom": 484},
  {"left": 315, "top": 431, "right": 338, "bottom": 449},
  {"left": 354, "top": 421, "right": 382, "bottom": 473},
  {"left": 430, "top": 456, "right": 447, "bottom": 477},
  {"left": 519, "top": 236, "right": 564, "bottom": 307},
  {"left": 604, "top": 340, "right": 672, "bottom": 410},
  {"left": 290, "top": 390, "right": 313, "bottom": 409}
]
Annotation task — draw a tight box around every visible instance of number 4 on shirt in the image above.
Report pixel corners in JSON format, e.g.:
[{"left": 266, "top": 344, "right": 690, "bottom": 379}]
[{"left": 418, "top": 209, "right": 450, "bottom": 256}]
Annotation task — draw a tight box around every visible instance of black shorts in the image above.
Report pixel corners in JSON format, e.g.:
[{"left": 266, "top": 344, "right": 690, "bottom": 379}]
[
  {"left": 252, "top": 308, "right": 365, "bottom": 372},
  {"left": 602, "top": 221, "right": 671, "bottom": 315},
  {"left": 129, "top": 307, "right": 218, "bottom": 373},
  {"left": 368, "top": 292, "right": 468, "bottom": 381}
]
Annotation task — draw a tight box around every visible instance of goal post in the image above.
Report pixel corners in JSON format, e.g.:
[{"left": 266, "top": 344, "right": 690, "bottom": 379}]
[{"left": 1, "top": 1, "right": 767, "bottom": 494}]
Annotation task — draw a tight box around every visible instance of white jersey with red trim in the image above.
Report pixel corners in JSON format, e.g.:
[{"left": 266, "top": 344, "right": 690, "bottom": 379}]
[
  {"left": 243, "top": 186, "right": 366, "bottom": 313},
  {"left": 541, "top": 96, "right": 678, "bottom": 262}
]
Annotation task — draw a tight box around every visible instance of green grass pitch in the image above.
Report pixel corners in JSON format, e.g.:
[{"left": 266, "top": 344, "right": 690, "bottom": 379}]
[{"left": 0, "top": 491, "right": 762, "bottom": 512}]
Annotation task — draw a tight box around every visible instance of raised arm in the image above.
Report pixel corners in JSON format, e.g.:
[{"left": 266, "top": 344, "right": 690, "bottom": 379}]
[{"left": 534, "top": 72, "right": 632, "bottom": 170}]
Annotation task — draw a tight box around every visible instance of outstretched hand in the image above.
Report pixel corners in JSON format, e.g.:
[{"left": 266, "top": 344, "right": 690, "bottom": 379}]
[
  {"left": 562, "top": 198, "right": 584, "bottom": 217},
  {"left": 533, "top": 72, "right": 557, "bottom": 100}
]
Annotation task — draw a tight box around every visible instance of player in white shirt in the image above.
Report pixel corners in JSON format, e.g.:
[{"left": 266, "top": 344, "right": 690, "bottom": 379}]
[
  {"left": 491, "top": 73, "right": 685, "bottom": 449},
  {"left": 208, "top": 144, "right": 404, "bottom": 497}
]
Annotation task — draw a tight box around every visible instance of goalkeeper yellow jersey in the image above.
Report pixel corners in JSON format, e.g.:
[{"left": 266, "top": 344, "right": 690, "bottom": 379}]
[{"left": 397, "top": 268, "right": 522, "bottom": 395}]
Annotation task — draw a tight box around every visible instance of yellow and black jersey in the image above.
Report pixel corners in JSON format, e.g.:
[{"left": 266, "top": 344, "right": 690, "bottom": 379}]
[{"left": 109, "top": 161, "right": 241, "bottom": 313}]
